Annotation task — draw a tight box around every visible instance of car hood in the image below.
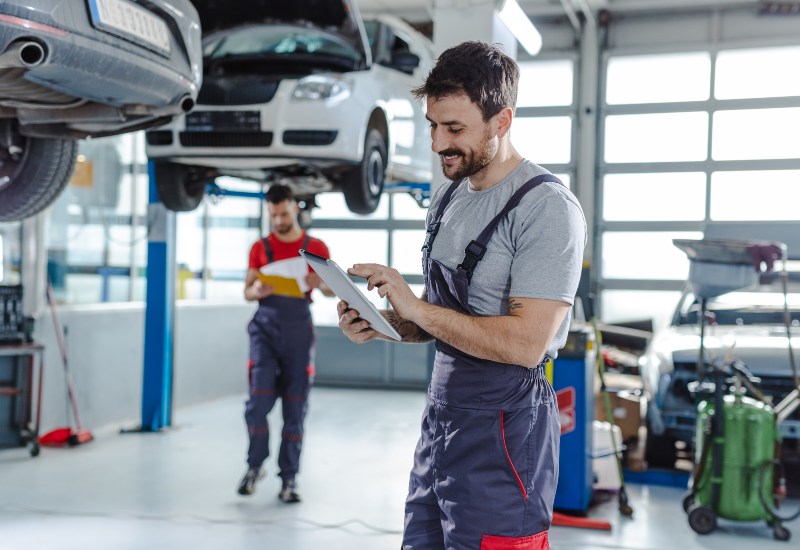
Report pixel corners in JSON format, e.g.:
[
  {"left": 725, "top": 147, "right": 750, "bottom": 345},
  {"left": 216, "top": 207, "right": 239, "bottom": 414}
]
[
  {"left": 190, "top": 0, "right": 369, "bottom": 63},
  {"left": 653, "top": 325, "right": 800, "bottom": 376}
]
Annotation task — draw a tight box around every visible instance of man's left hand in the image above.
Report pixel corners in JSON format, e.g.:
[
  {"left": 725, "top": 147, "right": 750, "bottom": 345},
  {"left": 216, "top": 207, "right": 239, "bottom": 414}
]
[{"left": 348, "top": 263, "right": 420, "bottom": 321}]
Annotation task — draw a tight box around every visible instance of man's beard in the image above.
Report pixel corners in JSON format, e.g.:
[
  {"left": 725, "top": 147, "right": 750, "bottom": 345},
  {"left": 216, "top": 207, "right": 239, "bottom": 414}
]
[
  {"left": 438, "top": 130, "right": 495, "bottom": 181},
  {"left": 273, "top": 224, "right": 293, "bottom": 235}
]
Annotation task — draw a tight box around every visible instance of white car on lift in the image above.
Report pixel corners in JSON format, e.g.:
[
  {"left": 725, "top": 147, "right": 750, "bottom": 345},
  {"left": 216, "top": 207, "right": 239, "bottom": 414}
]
[{"left": 145, "top": 0, "right": 434, "bottom": 215}]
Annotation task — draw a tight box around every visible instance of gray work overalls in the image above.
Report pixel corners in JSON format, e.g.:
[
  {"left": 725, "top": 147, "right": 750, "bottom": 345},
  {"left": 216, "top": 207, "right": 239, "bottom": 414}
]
[
  {"left": 244, "top": 235, "right": 315, "bottom": 481},
  {"left": 403, "top": 175, "right": 563, "bottom": 550}
]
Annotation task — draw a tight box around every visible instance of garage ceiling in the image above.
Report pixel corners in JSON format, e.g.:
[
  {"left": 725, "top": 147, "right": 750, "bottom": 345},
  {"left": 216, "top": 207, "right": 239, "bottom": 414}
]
[{"left": 356, "top": 0, "right": 764, "bottom": 21}]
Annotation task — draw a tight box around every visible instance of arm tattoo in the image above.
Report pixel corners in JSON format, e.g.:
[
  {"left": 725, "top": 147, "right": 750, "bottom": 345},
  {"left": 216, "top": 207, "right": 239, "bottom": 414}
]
[
  {"left": 509, "top": 299, "right": 524, "bottom": 312},
  {"left": 387, "top": 310, "right": 433, "bottom": 343}
]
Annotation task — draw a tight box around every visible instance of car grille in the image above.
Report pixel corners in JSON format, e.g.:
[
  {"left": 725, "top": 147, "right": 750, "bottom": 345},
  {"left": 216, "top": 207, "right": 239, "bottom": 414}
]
[
  {"left": 197, "top": 80, "right": 279, "bottom": 106},
  {"left": 282, "top": 130, "right": 338, "bottom": 146},
  {"left": 178, "top": 132, "right": 273, "bottom": 148},
  {"left": 145, "top": 131, "right": 173, "bottom": 146}
]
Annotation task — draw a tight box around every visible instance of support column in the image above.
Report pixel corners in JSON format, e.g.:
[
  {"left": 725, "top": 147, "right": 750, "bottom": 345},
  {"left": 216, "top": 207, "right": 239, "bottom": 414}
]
[
  {"left": 428, "top": 0, "right": 519, "bottom": 197},
  {"left": 140, "top": 160, "right": 176, "bottom": 431}
]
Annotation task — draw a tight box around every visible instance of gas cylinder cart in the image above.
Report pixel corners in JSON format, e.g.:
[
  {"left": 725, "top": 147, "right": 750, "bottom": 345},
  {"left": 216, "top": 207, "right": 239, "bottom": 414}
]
[{"left": 673, "top": 238, "right": 800, "bottom": 541}]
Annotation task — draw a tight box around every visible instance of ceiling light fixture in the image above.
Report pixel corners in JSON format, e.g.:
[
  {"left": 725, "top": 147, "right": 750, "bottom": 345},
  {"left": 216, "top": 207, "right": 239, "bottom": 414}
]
[{"left": 497, "top": 0, "right": 543, "bottom": 56}]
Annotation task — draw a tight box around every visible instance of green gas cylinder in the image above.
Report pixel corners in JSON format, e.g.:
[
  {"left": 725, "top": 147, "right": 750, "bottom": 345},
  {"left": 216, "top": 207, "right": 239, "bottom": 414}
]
[{"left": 693, "top": 393, "right": 779, "bottom": 522}]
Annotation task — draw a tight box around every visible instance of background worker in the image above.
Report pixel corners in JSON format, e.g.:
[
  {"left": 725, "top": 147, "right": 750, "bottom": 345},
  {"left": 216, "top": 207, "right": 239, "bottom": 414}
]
[
  {"left": 239, "top": 183, "right": 334, "bottom": 503},
  {"left": 337, "top": 41, "right": 587, "bottom": 549}
]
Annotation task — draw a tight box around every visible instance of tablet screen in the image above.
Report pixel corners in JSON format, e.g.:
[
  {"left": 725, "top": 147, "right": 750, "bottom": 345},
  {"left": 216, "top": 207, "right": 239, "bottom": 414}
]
[{"left": 299, "top": 250, "right": 402, "bottom": 341}]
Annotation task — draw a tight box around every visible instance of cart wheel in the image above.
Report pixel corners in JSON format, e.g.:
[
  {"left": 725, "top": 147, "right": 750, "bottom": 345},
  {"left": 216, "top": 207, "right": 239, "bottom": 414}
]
[
  {"left": 619, "top": 503, "right": 634, "bottom": 517},
  {"left": 688, "top": 505, "right": 717, "bottom": 535},
  {"left": 773, "top": 525, "right": 790, "bottom": 542},
  {"left": 29, "top": 442, "right": 40, "bottom": 457},
  {"left": 682, "top": 491, "right": 695, "bottom": 514}
]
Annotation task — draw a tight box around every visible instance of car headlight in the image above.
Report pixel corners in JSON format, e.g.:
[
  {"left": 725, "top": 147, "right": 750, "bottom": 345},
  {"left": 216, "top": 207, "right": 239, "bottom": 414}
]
[{"left": 292, "top": 75, "right": 352, "bottom": 101}]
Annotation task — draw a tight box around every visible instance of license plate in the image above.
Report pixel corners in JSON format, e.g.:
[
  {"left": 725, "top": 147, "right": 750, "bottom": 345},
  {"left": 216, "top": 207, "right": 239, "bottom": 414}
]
[
  {"left": 185, "top": 111, "right": 262, "bottom": 132},
  {"left": 88, "top": 0, "right": 171, "bottom": 54}
]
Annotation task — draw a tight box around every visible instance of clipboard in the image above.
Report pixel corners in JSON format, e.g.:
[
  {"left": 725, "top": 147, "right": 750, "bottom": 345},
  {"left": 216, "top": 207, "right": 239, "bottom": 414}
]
[
  {"left": 256, "top": 273, "right": 305, "bottom": 298},
  {"left": 299, "top": 249, "right": 402, "bottom": 341}
]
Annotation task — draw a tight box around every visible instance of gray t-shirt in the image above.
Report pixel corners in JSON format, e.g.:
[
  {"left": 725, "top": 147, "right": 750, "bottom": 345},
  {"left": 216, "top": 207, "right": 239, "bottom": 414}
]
[{"left": 425, "top": 159, "right": 587, "bottom": 358}]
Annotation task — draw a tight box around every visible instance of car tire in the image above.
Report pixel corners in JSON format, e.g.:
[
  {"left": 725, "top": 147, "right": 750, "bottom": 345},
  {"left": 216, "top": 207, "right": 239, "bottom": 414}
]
[
  {"left": 341, "top": 129, "right": 386, "bottom": 215},
  {"left": 644, "top": 419, "right": 678, "bottom": 469},
  {"left": 153, "top": 161, "right": 208, "bottom": 212},
  {"left": 0, "top": 133, "right": 78, "bottom": 222}
]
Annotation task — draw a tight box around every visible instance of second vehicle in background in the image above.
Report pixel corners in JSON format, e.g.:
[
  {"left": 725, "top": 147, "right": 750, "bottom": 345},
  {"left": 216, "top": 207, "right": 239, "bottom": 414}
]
[{"left": 146, "top": 0, "right": 434, "bottom": 215}]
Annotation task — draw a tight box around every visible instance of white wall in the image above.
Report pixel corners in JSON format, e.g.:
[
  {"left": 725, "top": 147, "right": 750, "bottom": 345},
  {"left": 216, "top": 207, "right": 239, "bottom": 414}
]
[{"left": 32, "top": 302, "right": 254, "bottom": 433}]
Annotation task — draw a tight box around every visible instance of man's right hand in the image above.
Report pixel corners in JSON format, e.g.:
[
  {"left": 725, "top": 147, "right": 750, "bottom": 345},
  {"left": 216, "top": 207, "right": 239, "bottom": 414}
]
[
  {"left": 337, "top": 300, "right": 379, "bottom": 343},
  {"left": 250, "top": 280, "right": 274, "bottom": 300}
]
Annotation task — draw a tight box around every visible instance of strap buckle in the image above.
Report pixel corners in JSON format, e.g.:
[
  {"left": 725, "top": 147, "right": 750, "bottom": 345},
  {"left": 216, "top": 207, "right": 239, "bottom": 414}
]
[
  {"left": 457, "top": 240, "right": 487, "bottom": 276},
  {"left": 421, "top": 221, "right": 441, "bottom": 252}
]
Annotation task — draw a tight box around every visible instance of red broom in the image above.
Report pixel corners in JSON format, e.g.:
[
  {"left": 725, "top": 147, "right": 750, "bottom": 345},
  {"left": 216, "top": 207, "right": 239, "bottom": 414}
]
[{"left": 39, "top": 282, "right": 93, "bottom": 447}]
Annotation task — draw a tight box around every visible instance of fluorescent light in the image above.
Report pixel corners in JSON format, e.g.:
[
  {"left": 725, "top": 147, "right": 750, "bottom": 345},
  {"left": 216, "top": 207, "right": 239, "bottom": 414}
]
[{"left": 498, "top": 0, "right": 543, "bottom": 56}]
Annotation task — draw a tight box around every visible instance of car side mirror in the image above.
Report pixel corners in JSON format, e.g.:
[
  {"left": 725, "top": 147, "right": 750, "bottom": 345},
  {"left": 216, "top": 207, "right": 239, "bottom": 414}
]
[{"left": 391, "top": 51, "right": 420, "bottom": 73}]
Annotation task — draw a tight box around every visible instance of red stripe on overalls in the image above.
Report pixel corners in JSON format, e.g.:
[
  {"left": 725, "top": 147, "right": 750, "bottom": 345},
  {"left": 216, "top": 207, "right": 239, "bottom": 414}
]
[
  {"left": 480, "top": 531, "right": 549, "bottom": 550},
  {"left": 500, "top": 410, "right": 528, "bottom": 500}
]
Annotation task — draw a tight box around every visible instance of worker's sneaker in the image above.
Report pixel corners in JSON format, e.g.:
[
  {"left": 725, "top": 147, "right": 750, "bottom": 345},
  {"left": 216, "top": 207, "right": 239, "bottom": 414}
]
[
  {"left": 278, "top": 478, "right": 302, "bottom": 503},
  {"left": 237, "top": 468, "right": 264, "bottom": 496}
]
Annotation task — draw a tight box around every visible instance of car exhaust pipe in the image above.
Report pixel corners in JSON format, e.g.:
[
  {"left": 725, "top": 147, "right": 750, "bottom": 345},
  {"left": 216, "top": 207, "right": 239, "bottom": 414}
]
[
  {"left": 0, "top": 40, "right": 46, "bottom": 68},
  {"left": 180, "top": 95, "right": 195, "bottom": 113}
]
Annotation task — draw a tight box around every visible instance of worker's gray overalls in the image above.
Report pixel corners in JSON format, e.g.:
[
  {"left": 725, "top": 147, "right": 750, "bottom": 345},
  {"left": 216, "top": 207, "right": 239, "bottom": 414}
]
[
  {"left": 244, "top": 235, "right": 315, "bottom": 481},
  {"left": 403, "top": 175, "right": 562, "bottom": 550}
]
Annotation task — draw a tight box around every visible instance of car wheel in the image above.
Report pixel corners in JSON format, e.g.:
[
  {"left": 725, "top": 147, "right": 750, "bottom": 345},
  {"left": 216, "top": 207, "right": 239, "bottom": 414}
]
[
  {"left": 341, "top": 129, "right": 386, "bottom": 215},
  {"left": 644, "top": 419, "right": 678, "bottom": 469},
  {"left": 153, "top": 161, "right": 208, "bottom": 212},
  {"left": 0, "top": 127, "right": 78, "bottom": 222}
]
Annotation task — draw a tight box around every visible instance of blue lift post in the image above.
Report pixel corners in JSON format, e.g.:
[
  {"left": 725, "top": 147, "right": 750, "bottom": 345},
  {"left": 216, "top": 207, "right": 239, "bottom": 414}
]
[{"left": 140, "top": 161, "right": 176, "bottom": 431}]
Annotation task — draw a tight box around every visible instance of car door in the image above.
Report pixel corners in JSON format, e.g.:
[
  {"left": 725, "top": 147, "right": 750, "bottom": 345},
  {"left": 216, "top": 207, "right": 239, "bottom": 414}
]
[{"left": 369, "top": 20, "right": 432, "bottom": 181}]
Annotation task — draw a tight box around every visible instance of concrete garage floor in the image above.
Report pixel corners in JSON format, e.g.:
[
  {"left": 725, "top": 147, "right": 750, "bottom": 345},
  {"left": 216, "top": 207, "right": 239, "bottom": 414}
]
[{"left": 0, "top": 387, "right": 798, "bottom": 550}]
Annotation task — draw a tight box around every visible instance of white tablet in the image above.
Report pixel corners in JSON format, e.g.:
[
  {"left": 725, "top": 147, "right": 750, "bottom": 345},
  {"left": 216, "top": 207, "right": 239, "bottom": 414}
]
[{"left": 299, "top": 250, "right": 402, "bottom": 341}]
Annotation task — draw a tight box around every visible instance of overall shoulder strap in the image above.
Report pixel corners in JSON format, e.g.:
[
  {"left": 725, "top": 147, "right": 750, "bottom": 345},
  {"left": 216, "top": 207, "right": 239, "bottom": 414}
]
[
  {"left": 262, "top": 237, "right": 273, "bottom": 264},
  {"left": 457, "top": 174, "right": 564, "bottom": 281},
  {"left": 421, "top": 178, "right": 464, "bottom": 256}
]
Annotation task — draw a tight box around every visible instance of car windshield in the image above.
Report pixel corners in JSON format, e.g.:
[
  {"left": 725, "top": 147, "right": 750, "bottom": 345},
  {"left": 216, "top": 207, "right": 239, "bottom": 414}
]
[
  {"left": 204, "top": 25, "right": 360, "bottom": 65},
  {"left": 676, "top": 290, "right": 800, "bottom": 326}
]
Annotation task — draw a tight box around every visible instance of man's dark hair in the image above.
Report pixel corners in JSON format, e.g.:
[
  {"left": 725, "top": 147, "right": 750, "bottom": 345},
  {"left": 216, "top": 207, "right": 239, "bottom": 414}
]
[
  {"left": 412, "top": 41, "right": 519, "bottom": 121},
  {"left": 265, "top": 184, "right": 295, "bottom": 205}
]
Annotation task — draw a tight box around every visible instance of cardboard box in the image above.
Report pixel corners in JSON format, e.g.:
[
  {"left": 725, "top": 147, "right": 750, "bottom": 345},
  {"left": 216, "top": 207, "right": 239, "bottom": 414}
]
[{"left": 595, "top": 389, "right": 642, "bottom": 442}]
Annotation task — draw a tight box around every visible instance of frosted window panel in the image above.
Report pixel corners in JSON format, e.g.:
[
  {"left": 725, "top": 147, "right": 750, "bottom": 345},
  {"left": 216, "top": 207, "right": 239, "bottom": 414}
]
[
  {"left": 603, "top": 172, "right": 706, "bottom": 221},
  {"left": 392, "top": 192, "right": 428, "bottom": 220},
  {"left": 65, "top": 274, "right": 103, "bottom": 304},
  {"left": 207, "top": 227, "right": 260, "bottom": 270},
  {"left": 311, "top": 282, "right": 387, "bottom": 326},
  {"left": 176, "top": 208, "right": 205, "bottom": 272},
  {"left": 206, "top": 280, "right": 247, "bottom": 301},
  {"left": 207, "top": 190, "right": 261, "bottom": 218},
  {"left": 518, "top": 60, "right": 574, "bottom": 107},
  {"left": 310, "top": 229, "right": 387, "bottom": 270},
  {"left": 117, "top": 132, "right": 147, "bottom": 165},
  {"left": 711, "top": 170, "right": 800, "bottom": 221},
  {"left": 716, "top": 46, "right": 800, "bottom": 100},
  {"left": 107, "top": 225, "right": 148, "bottom": 266},
  {"left": 512, "top": 116, "right": 572, "bottom": 165},
  {"left": 606, "top": 53, "right": 711, "bottom": 105},
  {"left": 712, "top": 108, "right": 800, "bottom": 160},
  {"left": 601, "top": 231, "right": 702, "bottom": 280},
  {"left": 600, "top": 290, "right": 683, "bottom": 331},
  {"left": 605, "top": 113, "right": 708, "bottom": 163},
  {"left": 391, "top": 230, "right": 425, "bottom": 275},
  {"left": 66, "top": 225, "right": 105, "bottom": 266},
  {"left": 116, "top": 173, "right": 149, "bottom": 217},
  {"left": 312, "top": 192, "right": 388, "bottom": 220}
]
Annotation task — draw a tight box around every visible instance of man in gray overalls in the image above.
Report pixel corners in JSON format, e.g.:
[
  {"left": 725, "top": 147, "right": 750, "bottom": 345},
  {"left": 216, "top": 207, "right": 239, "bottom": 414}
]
[
  {"left": 337, "top": 42, "right": 587, "bottom": 549},
  {"left": 239, "top": 184, "right": 333, "bottom": 502}
]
